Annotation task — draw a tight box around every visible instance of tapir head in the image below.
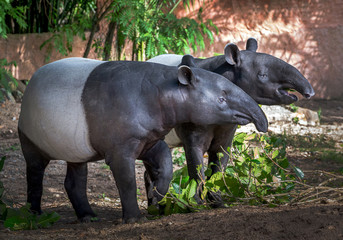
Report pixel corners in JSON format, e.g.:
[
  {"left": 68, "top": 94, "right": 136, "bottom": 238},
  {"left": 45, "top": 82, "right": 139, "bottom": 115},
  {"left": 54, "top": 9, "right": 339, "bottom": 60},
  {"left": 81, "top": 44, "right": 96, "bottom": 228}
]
[
  {"left": 177, "top": 55, "right": 268, "bottom": 132},
  {"left": 223, "top": 38, "right": 315, "bottom": 105}
]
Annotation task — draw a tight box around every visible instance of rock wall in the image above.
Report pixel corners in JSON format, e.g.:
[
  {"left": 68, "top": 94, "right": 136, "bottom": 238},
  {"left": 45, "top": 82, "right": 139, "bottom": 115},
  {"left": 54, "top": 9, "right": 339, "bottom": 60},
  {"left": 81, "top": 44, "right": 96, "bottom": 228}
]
[{"left": 1, "top": 0, "right": 342, "bottom": 99}]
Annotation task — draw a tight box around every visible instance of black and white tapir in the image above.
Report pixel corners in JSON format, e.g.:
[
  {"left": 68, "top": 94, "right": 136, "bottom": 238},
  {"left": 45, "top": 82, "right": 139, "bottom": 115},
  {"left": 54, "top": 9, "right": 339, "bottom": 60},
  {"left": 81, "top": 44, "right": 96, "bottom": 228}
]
[
  {"left": 18, "top": 56, "right": 268, "bottom": 223},
  {"left": 147, "top": 38, "right": 315, "bottom": 204}
]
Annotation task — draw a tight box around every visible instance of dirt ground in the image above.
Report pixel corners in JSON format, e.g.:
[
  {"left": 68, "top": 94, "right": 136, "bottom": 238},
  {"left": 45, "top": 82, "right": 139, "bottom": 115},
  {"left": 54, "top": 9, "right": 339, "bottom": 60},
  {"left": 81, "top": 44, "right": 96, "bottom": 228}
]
[{"left": 0, "top": 99, "right": 342, "bottom": 240}]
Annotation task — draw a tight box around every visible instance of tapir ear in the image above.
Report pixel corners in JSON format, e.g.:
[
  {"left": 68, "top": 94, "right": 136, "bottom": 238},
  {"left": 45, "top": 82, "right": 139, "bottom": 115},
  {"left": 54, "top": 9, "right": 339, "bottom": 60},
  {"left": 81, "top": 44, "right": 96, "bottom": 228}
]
[
  {"left": 179, "top": 54, "right": 196, "bottom": 67},
  {"left": 246, "top": 38, "right": 258, "bottom": 52},
  {"left": 178, "top": 65, "right": 195, "bottom": 86},
  {"left": 224, "top": 43, "right": 241, "bottom": 66}
]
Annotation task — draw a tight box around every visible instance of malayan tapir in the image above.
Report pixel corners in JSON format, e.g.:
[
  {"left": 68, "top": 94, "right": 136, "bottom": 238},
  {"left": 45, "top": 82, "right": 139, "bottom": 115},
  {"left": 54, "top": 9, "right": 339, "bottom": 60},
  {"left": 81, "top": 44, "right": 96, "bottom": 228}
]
[
  {"left": 147, "top": 38, "right": 315, "bottom": 204},
  {"left": 18, "top": 56, "right": 268, "bottom": 223}
]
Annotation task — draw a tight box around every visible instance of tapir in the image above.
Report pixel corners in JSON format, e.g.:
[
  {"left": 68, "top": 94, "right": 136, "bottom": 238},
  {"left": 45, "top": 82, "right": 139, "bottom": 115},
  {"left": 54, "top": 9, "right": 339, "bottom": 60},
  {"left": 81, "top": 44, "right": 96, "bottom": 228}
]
[
  {"left": 147, "top": 38, "right": 315, "bottom": 204},
  {"left": 18, "top": 56, "right": 268, "bottom": 223}
]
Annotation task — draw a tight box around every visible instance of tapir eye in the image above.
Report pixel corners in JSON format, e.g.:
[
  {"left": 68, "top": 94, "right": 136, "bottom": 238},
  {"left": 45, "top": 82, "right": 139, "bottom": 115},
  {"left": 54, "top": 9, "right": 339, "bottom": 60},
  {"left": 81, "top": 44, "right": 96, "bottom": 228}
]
[
  {"left": 258, "top": 72, "right": 268, "bottom": 82},
  {"left": 218, "top": 97, "right": 227, "bottom": 104}
]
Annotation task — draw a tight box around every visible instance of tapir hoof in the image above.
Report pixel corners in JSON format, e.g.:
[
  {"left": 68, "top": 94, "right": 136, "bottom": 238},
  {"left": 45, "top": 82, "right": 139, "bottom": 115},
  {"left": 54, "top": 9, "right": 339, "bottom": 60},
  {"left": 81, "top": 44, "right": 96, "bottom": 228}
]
[
  {"left": 29, "top": 208, "right": 43, "bottom": 215},
  {"left": 79, "top": 215, "right": 99, "bottom": 223},
  {"left": 122, "top": 216, "right": 147, "bottom": 224},
  {"left": 208, "top": 191, "right": 225, "bottom": 208}
]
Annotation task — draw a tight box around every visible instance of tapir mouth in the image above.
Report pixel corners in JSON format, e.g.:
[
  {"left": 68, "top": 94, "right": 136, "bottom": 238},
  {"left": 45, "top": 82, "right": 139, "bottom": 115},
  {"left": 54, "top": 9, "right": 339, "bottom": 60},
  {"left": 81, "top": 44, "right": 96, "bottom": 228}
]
[
  {"left": 233, "top": 113, "right": 251, "bottom": 125},
  {"left": 277, "top": 87, "right": 298, "bottom": 102},
  {"left": 234, "top": 112, "right": 268, "bottom": 133}
]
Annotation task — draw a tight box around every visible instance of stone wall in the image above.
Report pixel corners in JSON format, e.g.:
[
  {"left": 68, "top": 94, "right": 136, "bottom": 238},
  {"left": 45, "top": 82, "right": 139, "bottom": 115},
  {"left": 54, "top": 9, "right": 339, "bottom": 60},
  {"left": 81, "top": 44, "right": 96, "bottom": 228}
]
[{"left": 1, "top": 0, "right": 342, "bottom": 99}]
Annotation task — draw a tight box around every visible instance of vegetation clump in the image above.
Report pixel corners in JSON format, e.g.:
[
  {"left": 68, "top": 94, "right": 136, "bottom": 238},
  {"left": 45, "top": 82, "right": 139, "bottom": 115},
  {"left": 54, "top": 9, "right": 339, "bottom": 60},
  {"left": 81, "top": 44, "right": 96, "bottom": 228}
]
[
  {"left": 0, "top": 157, "right": 60, "bottom": 230},
  {"left": 152, "top": 132, "right": 305, "bottom": 215}
]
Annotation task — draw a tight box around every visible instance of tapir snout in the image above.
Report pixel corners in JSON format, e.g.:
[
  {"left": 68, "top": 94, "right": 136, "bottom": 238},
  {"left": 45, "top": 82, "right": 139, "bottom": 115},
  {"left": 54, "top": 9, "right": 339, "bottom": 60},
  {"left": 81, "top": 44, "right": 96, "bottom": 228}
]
[
  {"left": 279, "top": 64, "right": 315, "bottom": 101},
  {"left": 230, "top": 94, "right": 268, "bottom": 133}
]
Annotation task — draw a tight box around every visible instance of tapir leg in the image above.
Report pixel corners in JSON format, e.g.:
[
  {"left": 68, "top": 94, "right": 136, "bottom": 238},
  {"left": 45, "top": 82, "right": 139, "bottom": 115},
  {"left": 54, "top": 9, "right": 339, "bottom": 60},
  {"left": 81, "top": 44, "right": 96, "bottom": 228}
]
[
  {"left": 207, "top": 125, "right": 237, "bottom": 175},
  {"left": 141, "top": 140, "right": 173, "bottom": 209},
  {"left": 64, "top": 162, "right": 96, "bottom": 222},
  {"left": 175, "top": 124, "right": 209, "bottom": 182},
  {"left": 206, "top": 126, "right": 237, "bottom": 207},
  {"left": 208, "top": 150, "right": 230, "bottom": 175},
  {"left": 19, "top": 129, "right": 50, "bottom": 214},
  {"left": 174, "top": 125, "right": 212, "bottom": 204},
  {"left": 105, "top": 153, "right": 142, "bottom": 223}
]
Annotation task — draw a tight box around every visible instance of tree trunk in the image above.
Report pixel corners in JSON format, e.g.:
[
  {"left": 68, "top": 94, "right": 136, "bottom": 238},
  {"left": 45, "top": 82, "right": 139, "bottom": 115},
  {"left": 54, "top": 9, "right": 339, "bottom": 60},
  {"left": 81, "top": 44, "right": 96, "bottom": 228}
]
[
  {"left": 103, "top": 21, "right": 117, "bottom": 61},
  {"left": 83, "top": 20, "right": 98, "bottom": 58}
]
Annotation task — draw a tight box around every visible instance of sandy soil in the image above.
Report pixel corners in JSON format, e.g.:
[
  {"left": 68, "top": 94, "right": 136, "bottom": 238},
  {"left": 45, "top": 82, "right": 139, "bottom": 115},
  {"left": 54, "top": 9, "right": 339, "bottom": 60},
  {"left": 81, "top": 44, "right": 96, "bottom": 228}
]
[{"left": 0, "top": 99, "right": 342, "bottom": 240}]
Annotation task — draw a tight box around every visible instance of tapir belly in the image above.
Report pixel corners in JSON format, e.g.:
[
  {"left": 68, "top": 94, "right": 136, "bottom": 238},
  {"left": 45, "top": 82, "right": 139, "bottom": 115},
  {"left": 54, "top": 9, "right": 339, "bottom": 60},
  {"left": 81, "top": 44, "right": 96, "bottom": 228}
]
[{"left": 18, "top": 58, "right": 105, "bottom": 162}]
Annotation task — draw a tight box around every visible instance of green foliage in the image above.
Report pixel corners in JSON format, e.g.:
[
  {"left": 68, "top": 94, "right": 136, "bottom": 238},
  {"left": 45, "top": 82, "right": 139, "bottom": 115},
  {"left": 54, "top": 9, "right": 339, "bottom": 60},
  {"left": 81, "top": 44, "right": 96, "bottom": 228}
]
[
  {"left": 101, "top": 164, "right": 110, "bottom": 170},
  {"left": 317, "top": 108, "right": 322, "bottom": 123},
  {"left": 318, "top": 151, "right": 343, "bottom": 164},
  {"left": 40, "top": 1, "right": 95, "bottom": 61},
  {"left": 93, "top": 0, "right": 218, "bottom": 60},
  {"left": 152, "top": 132, "right": 302, "bottom": 215},
  {"left": 0, "top": 156, "right": 60, "bottom": 230},
  {"left": 3, "top": 205, "right": 60, "bottom": 230},
  {"left": 0, "top": 59, "right": 17, "bottom": 102},
  {"left": 2, "top": 1, "right": 217, "bottom": 61},
  {"left": 0, "top": 1, "right": 22, "bottom": 102},
  {"left": 0, "top": 1, "right": 27, "bottom": 38},
  {"left": 274, "top": 133, "right": 335, "bottom": 150},
  {"left": 172, "top": 148, "right": 186, "bottom": 166},
  {"left": 292, "top": 117, "right": 299, "bottom": 124},
  {"left": 289, "top": 103, "right": 299, "bottom": 113}
]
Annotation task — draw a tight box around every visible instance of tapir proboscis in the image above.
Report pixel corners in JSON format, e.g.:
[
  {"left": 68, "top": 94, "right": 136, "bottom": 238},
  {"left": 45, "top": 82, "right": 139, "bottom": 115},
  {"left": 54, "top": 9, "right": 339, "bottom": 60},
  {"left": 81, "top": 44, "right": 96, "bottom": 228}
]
[
  {"left": 18, "top": 56, "right": 268, "bottom": 223},
  {"left": 147, "top": 38, "right": 315, "bottom": 204}
]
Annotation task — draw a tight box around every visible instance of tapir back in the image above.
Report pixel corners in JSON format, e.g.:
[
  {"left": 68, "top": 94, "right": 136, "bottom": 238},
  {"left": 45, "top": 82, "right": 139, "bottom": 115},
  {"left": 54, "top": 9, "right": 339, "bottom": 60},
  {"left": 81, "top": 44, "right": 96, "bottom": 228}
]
[
  {"left": 19, "top": 58, "right": 104, "bottom": 161},
  {"left": 148, "top": 54, "right": 183, "bottom": 66}
]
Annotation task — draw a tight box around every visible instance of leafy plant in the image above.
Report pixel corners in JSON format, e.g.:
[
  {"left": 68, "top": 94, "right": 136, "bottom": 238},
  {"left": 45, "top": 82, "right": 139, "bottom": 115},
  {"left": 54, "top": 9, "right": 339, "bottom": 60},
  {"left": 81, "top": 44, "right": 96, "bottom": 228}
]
[
  {"left": 39, "top": 1, "right": 95, "bottom": 62},
  {"left": 3, "top": 205, "right": 60, "bottom": 230},
  {"left": 0, "top": 1, "right": 27, "bottom": 38},
  {"left": 289, "top": 103, "right": 299, "bottom": 113},
  {"left": 0, "top": 1, "right": 27, "bottom": 102},
  {"left": 292, "top": 117, "right": 299, "bottom": 124},
  {"left": 152, "top": 132, "right": 303, "bottom": 215},
  {"left": 97, "top": 0, "right": 218, "bottom": 61},
  {"left": 274, "top": 133, "right": 335, "bottom": 151},
  {"left": 0, "top": 156, "right": 60, "bottom": 230},
  {"left": 317, "top": 108, "right": 322, "bottom": 123},
  {"left": 0, "top": 59, "right": 18, "bottom": 102},
  {"left": 172, "top": 148, "right": 186, "bottom": 166}
]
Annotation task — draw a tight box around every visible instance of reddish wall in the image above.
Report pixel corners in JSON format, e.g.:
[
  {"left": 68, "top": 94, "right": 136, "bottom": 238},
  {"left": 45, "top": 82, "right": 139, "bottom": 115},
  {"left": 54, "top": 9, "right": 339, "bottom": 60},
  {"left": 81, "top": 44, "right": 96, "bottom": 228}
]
[
  {"left": 0, "top": 33, "right": 99, "bottom": 81},
  {"left": 177, "top": 0, "right": 343, "bottom": 99},
  {"left": 1, "top": 0, "right": 342, "bottom": 99}
]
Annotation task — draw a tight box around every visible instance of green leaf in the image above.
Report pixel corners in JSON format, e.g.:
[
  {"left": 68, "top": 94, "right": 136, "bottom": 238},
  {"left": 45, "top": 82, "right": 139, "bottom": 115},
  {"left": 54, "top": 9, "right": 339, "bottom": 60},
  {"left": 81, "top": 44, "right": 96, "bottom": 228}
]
[
  {"left": 172, "top": 182, "right": 181, "bottom": 194},
  {"left": 293, "top": 166, "right": 305, "bottom": 179},
  {"left": 234, "top": 133, "right": 247, "bottom": 144},
  {"left": 147, "top": 205, "right": 159, "bottom": 215},
  {"left": 272, "top": 150, "right": 279, "bottom": 159},
  {"left": 245, "top": 133, "right": 256, "bottom": 141},
  {"left": 4, "top": 216, "right": 30, "bottom": 230},
  {"left": 37, "top": 212, "right": 60, "bottom": 228},
  {"left": 204, "top": 168, "right": 212, "bottom": 177},
  {"left": 184, "top": 179, "right": 197, "bottom": 200}
]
